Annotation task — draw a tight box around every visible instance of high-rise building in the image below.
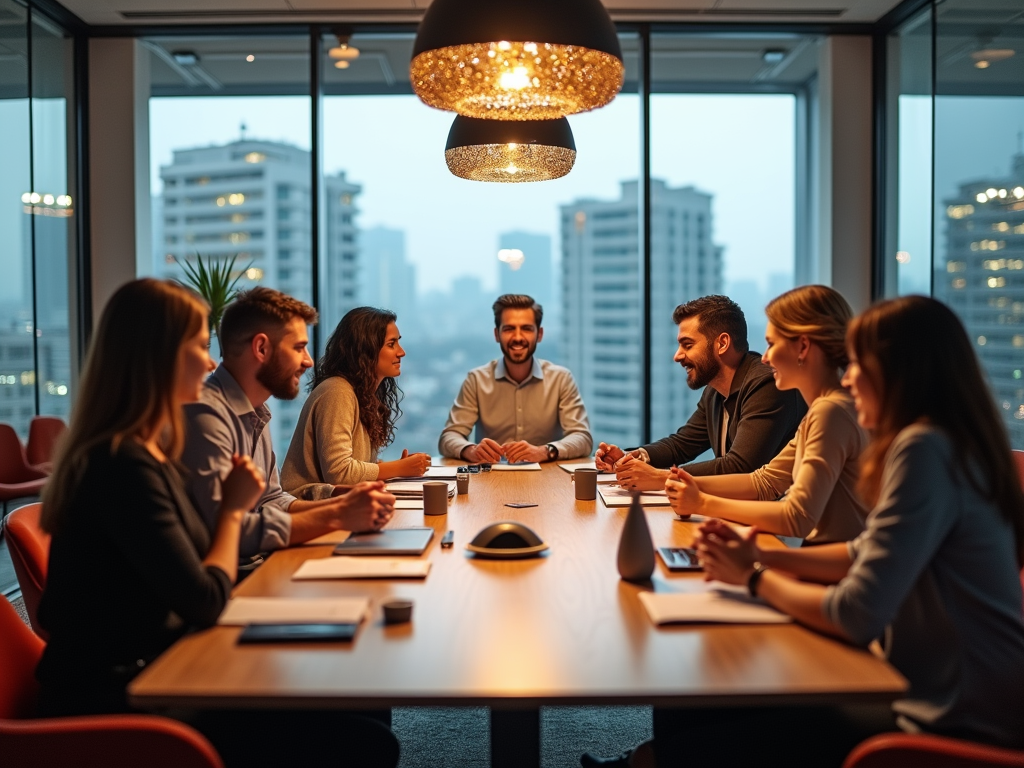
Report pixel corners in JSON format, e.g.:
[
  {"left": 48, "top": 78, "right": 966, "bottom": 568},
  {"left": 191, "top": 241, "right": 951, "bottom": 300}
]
[
  {"left": 561, "top": 179, "right": 723, "bottom": 447},
  {"left": 154, "top": 138, "right": 360, "bottom": 449},
  {"left": 359, "top": 226, "right": 416, "bottom": 326},
  {"left": 935, "top": 151, "right": 1024, "bottom": 446}
]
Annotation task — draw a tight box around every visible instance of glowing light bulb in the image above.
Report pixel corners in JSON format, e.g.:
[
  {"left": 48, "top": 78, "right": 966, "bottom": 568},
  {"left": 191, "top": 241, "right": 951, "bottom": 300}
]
[
  {"left": 505, "top": 164, "right": 519, "bottom": 174},
  {"left": 499, "top": 66, "right": 532, "bottom": 90},
  {"left": 43, "top": 194, "right": 54, "bottom": 205},
  {"left": 334, "top": 60, "right": 350, "bottom": 69},
  {"left": 976, "top": 60, "right": 990, "bottom": 69}
]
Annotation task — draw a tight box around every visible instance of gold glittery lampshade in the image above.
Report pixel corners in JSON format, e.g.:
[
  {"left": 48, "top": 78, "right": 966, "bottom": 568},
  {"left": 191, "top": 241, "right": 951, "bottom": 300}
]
[
  {"left": 444, "top": 116, "right": 577, "bottom": 183},
  {"left": 411, "top": 0, "right": 624, "bottom": 120}
]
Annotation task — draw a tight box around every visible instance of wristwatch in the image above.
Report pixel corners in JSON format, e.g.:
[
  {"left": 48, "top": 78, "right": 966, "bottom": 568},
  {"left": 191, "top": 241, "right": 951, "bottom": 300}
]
[
  {"left": 546, "top": 443, "right": 559, "bottom": 461},
  {"left": 747, "top": 562, "right": 768, "bottom": 598}
]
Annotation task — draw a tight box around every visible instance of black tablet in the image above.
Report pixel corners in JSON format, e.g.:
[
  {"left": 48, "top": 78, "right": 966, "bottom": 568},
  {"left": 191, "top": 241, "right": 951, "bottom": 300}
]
[
  {"left": 238, "top": 623, "right": 357, "bottom": 644},
  {"left": 333, "top": 527, "right": 434, "bottom": 555}
]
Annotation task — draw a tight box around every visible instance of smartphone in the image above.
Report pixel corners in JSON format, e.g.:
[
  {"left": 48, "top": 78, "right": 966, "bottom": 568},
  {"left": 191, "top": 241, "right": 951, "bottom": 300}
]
[{"left": 656, "top": 547, "right": 702, "bottom": 571}]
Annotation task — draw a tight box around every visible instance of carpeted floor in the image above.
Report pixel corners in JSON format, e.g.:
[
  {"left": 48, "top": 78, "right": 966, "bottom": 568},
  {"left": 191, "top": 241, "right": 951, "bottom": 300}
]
[{"left": 392, "top": 705, "right": 651, "bottom": 768}]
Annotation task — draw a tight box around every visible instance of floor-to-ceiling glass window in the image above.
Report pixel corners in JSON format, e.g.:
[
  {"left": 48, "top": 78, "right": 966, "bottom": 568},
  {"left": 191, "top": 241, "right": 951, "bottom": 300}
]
[
  {"left": 0, "top": 0, "right": 76, "bottom": 440},
  {"left": 320, "top": 31, "right": 641, "bottom": 458},
  {"left": 881, "top": 6, "right": 933, "bottom": 298},
  {"left": 0, "top": 0, "right": 33, "bottom": 438},
  {"left": 143, "top": 35, "right": 312, "bottom": 451},
  {"left": 929, "top": 1, "right": 1024, "bottom": 448},
  {"left": 648, "top": 33, "right": 813, "bottom": 445},
  {"left": 30, "top": 11, "right": 76, "bottom": 425}
]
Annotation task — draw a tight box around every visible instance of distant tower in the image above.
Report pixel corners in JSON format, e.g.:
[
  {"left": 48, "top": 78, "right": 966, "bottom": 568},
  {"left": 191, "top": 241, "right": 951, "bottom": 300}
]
[
  {"left": 561, "top": 179, "right": 722, "bottom": 447},
  {"left": 934, "top": 149, "right": 1024, "bottom": 447}
]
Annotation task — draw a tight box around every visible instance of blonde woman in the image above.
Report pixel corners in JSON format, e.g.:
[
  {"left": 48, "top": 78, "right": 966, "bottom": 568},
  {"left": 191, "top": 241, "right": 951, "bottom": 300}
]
[{"left": 665, "top": 285, "right": 867, "bottom": 544}]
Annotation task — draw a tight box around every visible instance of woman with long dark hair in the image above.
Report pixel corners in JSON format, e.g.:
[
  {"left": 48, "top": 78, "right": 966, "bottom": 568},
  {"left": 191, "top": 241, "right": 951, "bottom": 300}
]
[{"left": 283, "top": 306, "right": 429, "bottom": 494}]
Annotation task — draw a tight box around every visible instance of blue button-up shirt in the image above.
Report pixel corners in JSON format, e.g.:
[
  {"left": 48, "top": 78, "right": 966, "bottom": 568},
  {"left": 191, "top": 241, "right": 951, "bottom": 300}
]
[{"left": 182, "top": 366, "right": 315, "bottom": 556}]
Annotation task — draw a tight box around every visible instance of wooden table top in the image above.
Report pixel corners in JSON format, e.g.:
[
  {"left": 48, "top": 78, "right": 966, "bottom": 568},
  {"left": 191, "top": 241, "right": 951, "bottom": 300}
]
[{"left": 129, "top": 464, "right": 906, "bottom": 710}]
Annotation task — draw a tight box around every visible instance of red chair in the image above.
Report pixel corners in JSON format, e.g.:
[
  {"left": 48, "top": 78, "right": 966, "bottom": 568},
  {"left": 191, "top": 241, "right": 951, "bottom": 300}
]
[
  {"left": 1013, "top": 450, "right": 1024, "bottom": 493},
  {"left": 843, "top": 733, "right": 1024, "bottom": 768},
  {"left": 0, "top": 596, "right": 224, "bottom": 768},
  {"left": 0, "top": 423, "right": 47, "bottom": 515},
  {"left": 26, "top": 416, "right": 66, "bottom": 474},
  {"left": 4, "top": 503, "right": 50, "bottom": 639}
]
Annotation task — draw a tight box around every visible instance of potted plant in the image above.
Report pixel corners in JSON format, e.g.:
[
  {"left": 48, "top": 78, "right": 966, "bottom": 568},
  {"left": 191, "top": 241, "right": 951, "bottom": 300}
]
[{"left": 174, "top": 253, "right": 252, "bottom": 334}]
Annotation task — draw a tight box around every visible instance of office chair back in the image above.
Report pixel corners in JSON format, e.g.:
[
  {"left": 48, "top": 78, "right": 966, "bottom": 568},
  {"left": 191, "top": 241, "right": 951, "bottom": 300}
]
[
  {"left": 843, "top": 732, "right": 1024, "bottom": 768},
  {"left": 26, "top": 416, "right": 66, "bottom": 469},
  {"left": 0, "top": 596, "right": 224, "bottom": 768},
  {"left": 0, "top": 424, "right": 38, "bottom": 484},
  {"left": 4, "top": 503, "right": 50, "bottom": 639}
]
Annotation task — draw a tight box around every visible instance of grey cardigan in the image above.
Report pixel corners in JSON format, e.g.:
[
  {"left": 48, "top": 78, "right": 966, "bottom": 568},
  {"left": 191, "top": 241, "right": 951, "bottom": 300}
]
[{"left": 824, "top": 424, "right": 1024, "bottom": 748}]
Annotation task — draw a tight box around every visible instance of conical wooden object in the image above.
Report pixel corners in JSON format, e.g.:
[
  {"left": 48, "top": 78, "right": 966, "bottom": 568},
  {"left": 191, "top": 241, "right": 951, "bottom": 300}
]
[{"left": 617, "top": 492, "right": 654, "bottom": 582}]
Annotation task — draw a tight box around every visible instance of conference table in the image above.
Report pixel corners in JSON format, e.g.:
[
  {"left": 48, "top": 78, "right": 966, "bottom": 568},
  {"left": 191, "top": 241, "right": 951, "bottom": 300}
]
[{"left": 129, "top": 463, "right": 907, "bottom": 767}]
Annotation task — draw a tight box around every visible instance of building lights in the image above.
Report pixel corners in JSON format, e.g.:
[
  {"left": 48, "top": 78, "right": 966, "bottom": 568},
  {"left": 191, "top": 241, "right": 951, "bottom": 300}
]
[
  {"left": 978, "top": 336, "right": 988, "bottom": 345},
  {"left": 895, "top": 251, "right": 911, "bottom": 264},
  {"left": 245, "top": 267, "right": 264, "bottom": 281},
  {"left": 21, "top": 191, "right": 73, "bottom": 216},
  {"left": 987, "top": 277, "right": 1006, "bottom": 288},
  {"left": 246, "top": 54, "right": 255, "bottom": 62},
  {"left": 947, "top": 204, "right": 974, "bottom": 219}
]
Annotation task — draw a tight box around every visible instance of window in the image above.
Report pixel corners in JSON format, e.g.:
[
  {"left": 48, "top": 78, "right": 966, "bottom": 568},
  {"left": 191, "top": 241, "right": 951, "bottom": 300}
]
[
  {"left": 0, "top": 1, "right": 76, "bottom": 439},
  {"left": 321, "top": 32, "right": 640, "bottom": 458},
  {"left": 144, "top": 35, "right": 312, "bottom": 452},
  {"left": 649, "top": 33, "right": 812, "bottom": 442}
]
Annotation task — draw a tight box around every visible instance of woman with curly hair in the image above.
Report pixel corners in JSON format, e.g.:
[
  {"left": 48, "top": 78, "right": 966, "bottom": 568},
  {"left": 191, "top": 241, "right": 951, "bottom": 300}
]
[{"left": 283, "top": 307, "right": 430, "bottom": 494}]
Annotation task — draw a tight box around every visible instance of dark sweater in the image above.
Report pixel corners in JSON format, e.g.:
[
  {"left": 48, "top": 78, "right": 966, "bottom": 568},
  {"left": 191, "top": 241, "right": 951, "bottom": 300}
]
[
  {"left": 642, "top": 352, "right": 807, "bottom": 476},
  {"left": 36, "top": 440, "right": 232, "bottom": 716}
]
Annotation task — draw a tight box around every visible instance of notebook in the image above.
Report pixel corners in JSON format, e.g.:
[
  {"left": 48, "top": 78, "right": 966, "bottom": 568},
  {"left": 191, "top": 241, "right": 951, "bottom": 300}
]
[
  {"left": 598, "top": 485, "right": 672, "bottom": 507},
  {"left": 293, "top": 557, "right": 431, "bottom": 580},
  {"left": 332, "top": 526, "right": 434, "bottom": 555},
  {"left": 638, "top": 588, "right": 792, "bottom": 625}
]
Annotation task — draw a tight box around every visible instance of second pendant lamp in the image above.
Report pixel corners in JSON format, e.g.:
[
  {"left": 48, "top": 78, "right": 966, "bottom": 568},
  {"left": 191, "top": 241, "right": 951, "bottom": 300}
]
[{"left": 444, "top": 116, "right": 577, "bottom": 183}]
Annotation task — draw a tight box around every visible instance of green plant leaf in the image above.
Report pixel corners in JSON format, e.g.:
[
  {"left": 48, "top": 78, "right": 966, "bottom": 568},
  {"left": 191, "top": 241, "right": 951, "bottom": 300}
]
[{"left": 174, "top": 252, "right": 253, "bottom": 335}]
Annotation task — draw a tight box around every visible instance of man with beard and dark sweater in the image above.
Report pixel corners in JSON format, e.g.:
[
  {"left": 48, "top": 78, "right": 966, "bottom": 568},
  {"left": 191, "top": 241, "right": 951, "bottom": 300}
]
[
  {"left": 596, "top": 295, "right": 806, "bottom": 491},
  {"left": 439, "top": 294, "right": 592, "bottom": 463},
  {"left": 182, "top": 288, "right": 396, "bottom": 560}
]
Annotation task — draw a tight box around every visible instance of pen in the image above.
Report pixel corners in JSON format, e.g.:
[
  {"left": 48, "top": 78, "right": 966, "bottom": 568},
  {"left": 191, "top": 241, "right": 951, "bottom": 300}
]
[{"left": 441, "top": 530, "right": 454, "bottom": 548}]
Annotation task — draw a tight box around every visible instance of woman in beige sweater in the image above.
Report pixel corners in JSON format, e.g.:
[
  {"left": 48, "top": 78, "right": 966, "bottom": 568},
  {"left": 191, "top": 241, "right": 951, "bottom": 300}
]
[
  {"left": 666, "top": 285, "right": 867, "bottom": 545},
  {"left": 282, "top": 307, "right": 430, "bottom": 497}
]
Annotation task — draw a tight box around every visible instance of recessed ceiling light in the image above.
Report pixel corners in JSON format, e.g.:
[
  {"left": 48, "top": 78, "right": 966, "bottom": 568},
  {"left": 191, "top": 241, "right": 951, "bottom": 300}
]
[
  {"left": 334, "top": 60, "right": 350, "bottom": 69},
  {"left": 171, "top": 51, "right": 198, "bottom": 66},
  {"left": 971, "top": 48, "right": 1014, "bottom": 69},
  {"left": 246, "top": 54, "right": 255, "bottom": 62}
]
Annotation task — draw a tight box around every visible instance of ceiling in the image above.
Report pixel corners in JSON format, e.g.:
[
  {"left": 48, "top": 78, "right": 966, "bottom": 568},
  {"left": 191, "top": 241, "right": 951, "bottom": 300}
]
[{"left": 59, "top": 0, "right": 906, "bottom": 27}]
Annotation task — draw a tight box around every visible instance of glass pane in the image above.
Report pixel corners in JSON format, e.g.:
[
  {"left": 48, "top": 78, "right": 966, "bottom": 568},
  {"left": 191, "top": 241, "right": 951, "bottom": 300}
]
[
  {"left": 31, "top": 13, "right": 75, "bottom": 426},
  {"left": 883, "top": 6, "right": 933, "bottom": 297},
  {"left": 0, "top": 0, "right": 33, "bottom": 438},
  {"left": 932, "top": 1, "right": 1024, "bottom": 448},
  {"left": 321, "top": 32, "right": 641, "bottom": 458},
  {"left": 145, "top": 35, "right": 312, "bottom": 451},
  {"left": 649, "top": 33, "right": 812, "bottom": 443}
]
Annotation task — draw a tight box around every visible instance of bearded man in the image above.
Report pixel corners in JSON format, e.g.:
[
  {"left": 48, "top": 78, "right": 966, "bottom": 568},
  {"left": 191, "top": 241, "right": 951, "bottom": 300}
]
[
  {"left": 182, "top": 287, "right": 396, "bottom": 558},
  {"left": 596, "top": 295, "right": 806, "bottom": 491},
  {"left": 438, "top": 294, "right": 592, "bottom": 463}
]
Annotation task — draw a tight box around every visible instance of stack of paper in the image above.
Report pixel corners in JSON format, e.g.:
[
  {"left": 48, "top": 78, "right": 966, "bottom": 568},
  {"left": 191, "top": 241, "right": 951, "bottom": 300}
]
[
  {"left": 218, "top": 596, "right": 370, "bottom": 625},
  {"left": 638, "top": 588, "right": 792, "bottom": 625},
  {"left": 389, "top": 466, "right": 459, "bottom": 481},
  {"left": 292, "top": 557, "right": 431, "bottom": 580},
  {"left": 599, "top": 485, "right": 672, "bottom": 507},
  {"left": 490, "top": 462, "right": 541, "bottom": 471},
  {"left": 385, "top": 480, "right": 456, "bottom": 499}
]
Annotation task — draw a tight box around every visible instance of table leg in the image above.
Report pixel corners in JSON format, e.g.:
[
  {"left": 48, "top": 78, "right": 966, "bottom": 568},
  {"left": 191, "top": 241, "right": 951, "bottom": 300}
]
[{"left": 490, "top": 707, "right": 540, "bottom": 768}]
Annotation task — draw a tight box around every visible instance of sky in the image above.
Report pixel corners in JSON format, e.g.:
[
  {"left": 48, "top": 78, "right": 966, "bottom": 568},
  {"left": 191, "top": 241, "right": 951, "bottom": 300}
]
[{"left": 149, "top": 93, "right": 795, "bottom": 295}]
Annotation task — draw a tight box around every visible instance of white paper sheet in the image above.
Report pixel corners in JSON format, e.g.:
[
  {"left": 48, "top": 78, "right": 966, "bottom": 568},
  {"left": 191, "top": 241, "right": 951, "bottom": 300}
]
[
  {"left": 385, "top": 480, "right": 456, "bottom": 496},
  {"left": 559, "top": 461, "right": 596, "bottom": 472},
  {"left": 292, "top": 557, "right": 431, "bottom": 580},
  {"left": 599, "top": 485, "right": 672, "bottom": 507},
  {"left": 389, "top": 466, "right": 459, "bottom": 481},
  {"left": 218, "top": 597, "right": 370, "bottom": 625},
  {"left": 490, "top": 462, "right": 542, "bottom": 471},
  {"left": 638, "top": 588, "right": 792, "bottom": 625}
]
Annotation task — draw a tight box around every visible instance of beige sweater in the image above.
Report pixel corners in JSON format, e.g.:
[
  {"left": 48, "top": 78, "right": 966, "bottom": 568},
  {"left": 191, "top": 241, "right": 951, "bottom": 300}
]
[
  {"left": 282, "top": 377, "right": 379, "bottom": 497},
  {"left": 749, "top": 389, "right": 868, "bottom": 544}
]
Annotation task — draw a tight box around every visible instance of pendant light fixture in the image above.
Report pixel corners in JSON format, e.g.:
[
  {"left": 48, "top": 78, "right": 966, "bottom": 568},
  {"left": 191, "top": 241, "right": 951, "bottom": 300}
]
[
  {"left": 444, "top": 116, "right": 576, "bottom": 183},
  {"left": 411, "top": 0, "right": 624, "bottom": 121}
]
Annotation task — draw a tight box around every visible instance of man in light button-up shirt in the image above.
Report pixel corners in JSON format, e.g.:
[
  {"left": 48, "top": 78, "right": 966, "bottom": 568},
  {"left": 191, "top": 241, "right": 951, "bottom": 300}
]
[{"left": 438, "top": 294, "right": 592, "bottom": 463}]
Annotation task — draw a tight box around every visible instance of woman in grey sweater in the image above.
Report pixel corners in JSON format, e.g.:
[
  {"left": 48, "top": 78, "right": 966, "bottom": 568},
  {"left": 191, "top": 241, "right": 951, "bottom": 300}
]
[{"left": 692, "top": 295, "right": 1024, "bottom": 760}]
